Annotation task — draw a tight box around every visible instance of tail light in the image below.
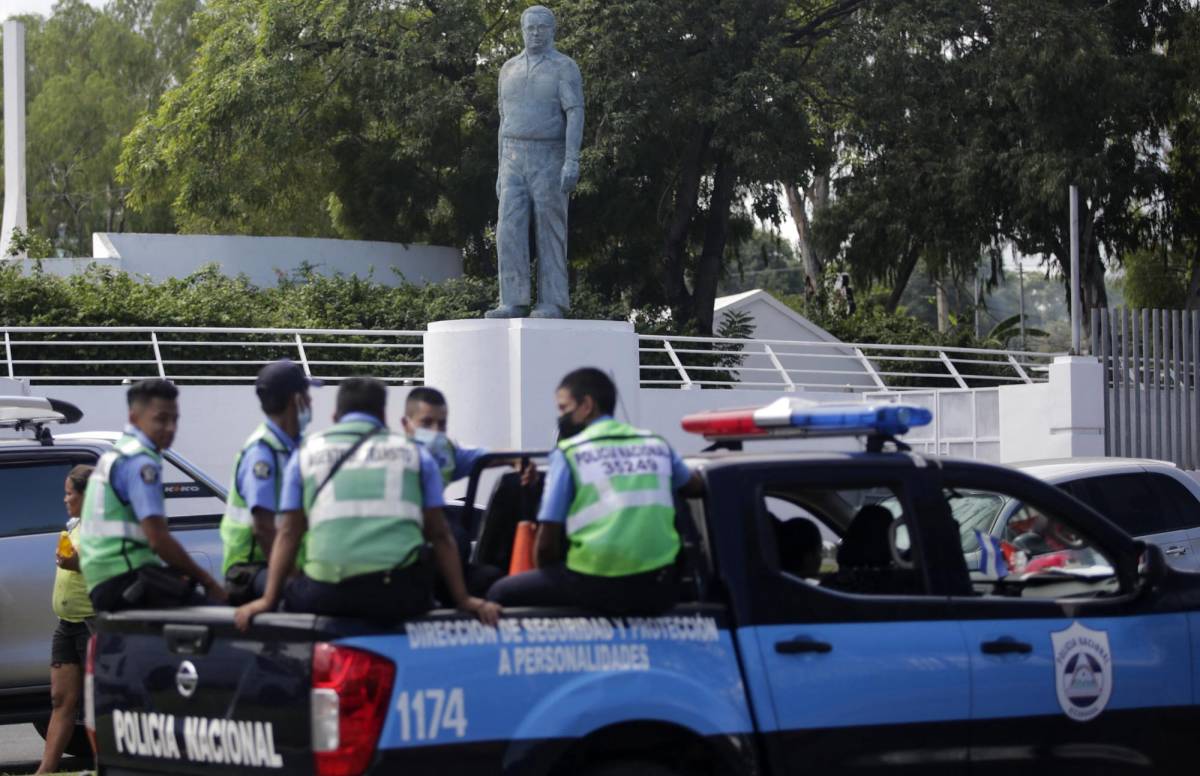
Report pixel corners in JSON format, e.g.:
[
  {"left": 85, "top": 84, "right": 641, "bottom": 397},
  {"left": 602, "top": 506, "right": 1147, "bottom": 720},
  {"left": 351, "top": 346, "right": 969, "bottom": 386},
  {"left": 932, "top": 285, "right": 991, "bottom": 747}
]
[
  {"left": 84, "top": 633, "right": 98, "bottom": 758},
  {"left": 312, "top": 643, "right": 395, "bottom": 776}
]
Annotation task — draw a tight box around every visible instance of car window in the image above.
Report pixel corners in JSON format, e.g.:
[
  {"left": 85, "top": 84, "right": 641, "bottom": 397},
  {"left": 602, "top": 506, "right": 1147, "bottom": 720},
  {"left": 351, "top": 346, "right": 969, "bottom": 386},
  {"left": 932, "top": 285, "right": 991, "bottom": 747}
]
[
  {"left": 942, "top": 486, "right": 1120, "bottom": 600},
  {"left": 882, "top": 489, "right": 1007, "bottom": 553},
  {"left": 0, "top": 460, "right": 84, "bottom": 537},
  {"left": 1145, "top": 473, "right": 1200, "bottom": 531},
  {"left": 762, "top": 483, "right": 931, "bottom": 597},
  {"left": 162, "top": 455, "right": 225, "bottom": 519},
  {"left": 1060, "top": 474, "right": 1180, "bottom": 535}
]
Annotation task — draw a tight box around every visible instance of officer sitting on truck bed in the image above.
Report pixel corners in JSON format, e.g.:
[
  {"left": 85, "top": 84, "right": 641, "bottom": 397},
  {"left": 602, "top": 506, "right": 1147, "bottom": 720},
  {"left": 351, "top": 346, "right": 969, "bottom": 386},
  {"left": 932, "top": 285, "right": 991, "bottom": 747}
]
[
  {"left": 219, "top": 360, "right": 316, "bottom": 604},
  {"left": 487, "top": 368, "right": 702, "bottom": 615},
  {"left": 234, "top": 377, "right": 500, "bottom": 629},
  {"left": 80, "top": 379, "right": 228, "bottom": 611}
]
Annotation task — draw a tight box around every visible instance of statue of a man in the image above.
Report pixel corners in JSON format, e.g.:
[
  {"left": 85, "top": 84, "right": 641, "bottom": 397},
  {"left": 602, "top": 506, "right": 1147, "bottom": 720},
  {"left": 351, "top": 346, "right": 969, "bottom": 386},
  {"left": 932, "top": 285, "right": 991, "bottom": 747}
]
[{"left": 486, "top": 5, "right": 584, "bottom": 319}]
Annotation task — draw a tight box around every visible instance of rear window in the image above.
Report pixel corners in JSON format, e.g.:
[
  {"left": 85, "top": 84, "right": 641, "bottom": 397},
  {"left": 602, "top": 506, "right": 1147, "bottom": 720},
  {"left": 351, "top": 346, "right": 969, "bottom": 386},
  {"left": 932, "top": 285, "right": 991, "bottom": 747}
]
[
  {"left": 1060, "top": 473, "right": 1183, "bottom": 535},
  {"left": 0, "top": 460, "right": 87, "bottom": 537}
]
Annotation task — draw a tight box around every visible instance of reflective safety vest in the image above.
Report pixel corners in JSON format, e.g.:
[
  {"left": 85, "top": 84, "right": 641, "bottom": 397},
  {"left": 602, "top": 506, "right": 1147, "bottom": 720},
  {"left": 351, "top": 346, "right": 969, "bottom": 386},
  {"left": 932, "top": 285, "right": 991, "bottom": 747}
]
[
  {"left": 79, "top": 434, "right": 160, "bottom": 592},
  {"left": 300, "top": 420, "right": 425, "bottom": 584},
  {"left": 219, "top": 423, "right": 290, "bottom": 575},
  {"left": 560, "top": 419, "right": 680, "bottom": 577}
]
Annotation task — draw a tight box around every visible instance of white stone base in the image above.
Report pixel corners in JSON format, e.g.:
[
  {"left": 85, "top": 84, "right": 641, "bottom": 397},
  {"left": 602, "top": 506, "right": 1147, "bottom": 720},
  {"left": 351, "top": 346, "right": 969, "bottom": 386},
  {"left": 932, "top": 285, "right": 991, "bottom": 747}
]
[{"left": 423, "top": 318, "right": 640, "bottom": 451}]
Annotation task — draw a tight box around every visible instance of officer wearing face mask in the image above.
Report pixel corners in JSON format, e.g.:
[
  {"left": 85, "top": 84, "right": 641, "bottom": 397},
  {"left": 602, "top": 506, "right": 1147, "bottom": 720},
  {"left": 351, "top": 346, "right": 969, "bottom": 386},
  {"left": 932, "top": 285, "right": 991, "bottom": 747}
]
[
  {"left": 219, "top": 360, "right": 317, "bottom": 603},
  {"left": 487, "top": 367, "right": 703, "bottom": 615},
  {"left": 401, "top": 387, "right": 488, "bottom": 486}
]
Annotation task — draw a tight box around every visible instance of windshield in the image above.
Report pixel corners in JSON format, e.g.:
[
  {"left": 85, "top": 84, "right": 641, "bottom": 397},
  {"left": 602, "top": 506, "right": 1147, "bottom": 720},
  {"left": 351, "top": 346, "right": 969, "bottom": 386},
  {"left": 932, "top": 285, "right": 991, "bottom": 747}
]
[{"left": 879, "top": 489, "right": 1008, "bottom": 553}]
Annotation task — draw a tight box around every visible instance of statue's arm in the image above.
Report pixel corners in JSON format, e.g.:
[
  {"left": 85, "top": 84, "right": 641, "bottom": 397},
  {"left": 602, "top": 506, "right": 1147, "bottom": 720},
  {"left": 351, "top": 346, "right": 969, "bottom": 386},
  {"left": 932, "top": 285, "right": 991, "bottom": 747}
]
[{"left": 560, "top": 60, "right": 585, "bottom": 193}]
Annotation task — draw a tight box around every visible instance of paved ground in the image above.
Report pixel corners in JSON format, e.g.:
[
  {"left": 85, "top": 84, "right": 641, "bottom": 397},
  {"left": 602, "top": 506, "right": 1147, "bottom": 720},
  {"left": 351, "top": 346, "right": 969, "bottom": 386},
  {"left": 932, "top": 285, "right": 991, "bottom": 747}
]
[{"left": 0, "top": 723, "right": 89, "bottom": 775}]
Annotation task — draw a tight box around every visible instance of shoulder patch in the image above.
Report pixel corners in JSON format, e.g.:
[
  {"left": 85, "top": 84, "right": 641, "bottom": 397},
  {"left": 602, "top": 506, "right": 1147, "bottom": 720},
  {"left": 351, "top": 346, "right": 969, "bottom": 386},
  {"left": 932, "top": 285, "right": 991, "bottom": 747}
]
[
  {"left": 253, "top": 460, "right": 272, "bottom": 480},
  {"left": 140, "top": 464, "right": 159, "bottom": 485}
]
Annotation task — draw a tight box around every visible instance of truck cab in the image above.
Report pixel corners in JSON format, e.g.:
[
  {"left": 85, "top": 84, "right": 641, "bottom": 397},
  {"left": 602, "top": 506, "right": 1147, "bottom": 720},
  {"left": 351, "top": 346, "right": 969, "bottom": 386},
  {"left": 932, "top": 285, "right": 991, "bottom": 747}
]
[{"left": 87, "top": 400, "right": 1200, "bottom": 775}]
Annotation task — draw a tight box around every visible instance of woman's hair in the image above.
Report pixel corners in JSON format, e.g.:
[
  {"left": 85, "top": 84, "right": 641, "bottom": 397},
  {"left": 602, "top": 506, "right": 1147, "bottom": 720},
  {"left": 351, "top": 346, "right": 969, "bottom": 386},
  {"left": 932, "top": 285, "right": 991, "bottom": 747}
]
[{"left": 67, "top": 464, "right": 94, "bottom": 495}]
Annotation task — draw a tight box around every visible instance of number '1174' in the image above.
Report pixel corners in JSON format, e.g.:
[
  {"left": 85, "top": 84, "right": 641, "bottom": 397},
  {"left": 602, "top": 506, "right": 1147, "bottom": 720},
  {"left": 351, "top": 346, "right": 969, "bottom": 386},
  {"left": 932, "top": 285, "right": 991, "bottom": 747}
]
[{"left": 396, "top": 688, "right": 468, "bottom": 742}]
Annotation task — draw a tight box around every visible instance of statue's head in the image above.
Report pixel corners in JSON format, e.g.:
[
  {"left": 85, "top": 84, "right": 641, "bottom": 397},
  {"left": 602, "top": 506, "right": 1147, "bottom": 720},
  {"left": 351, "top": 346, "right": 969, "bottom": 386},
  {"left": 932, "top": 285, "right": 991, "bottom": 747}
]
[{"left": 521, "top": 5, "right": 555, "bottom": 54}]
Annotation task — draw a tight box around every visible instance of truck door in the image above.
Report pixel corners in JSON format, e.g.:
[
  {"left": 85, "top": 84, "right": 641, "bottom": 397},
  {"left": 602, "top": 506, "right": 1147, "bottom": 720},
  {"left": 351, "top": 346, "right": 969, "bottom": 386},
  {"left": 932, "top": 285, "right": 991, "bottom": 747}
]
[
  {"left": 710, "top": 462, "right": 971, "bottom": 775},
  {"left": 937, "top": 464, "right": 1196, "bottom": 774}
]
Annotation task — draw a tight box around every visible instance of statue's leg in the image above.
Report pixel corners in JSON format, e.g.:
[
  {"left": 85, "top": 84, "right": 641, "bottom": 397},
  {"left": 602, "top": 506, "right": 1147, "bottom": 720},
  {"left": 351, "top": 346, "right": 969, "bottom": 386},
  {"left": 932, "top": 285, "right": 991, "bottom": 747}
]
[
  {"left": 495, "top": 146, "right": 532, "bottom": 313},
  {"left": 530, "top": 143, "right": 569, "bottom": 317}
]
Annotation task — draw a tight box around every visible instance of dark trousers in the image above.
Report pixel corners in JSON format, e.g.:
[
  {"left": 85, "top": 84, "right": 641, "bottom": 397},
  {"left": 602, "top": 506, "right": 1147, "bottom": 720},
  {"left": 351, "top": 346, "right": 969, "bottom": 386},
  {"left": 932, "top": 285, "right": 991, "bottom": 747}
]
[
  {"left": 486, "top": 563, "right": 679, "bottom": 616},
  {"left": 283, "top": 562, "right": 433, "bottom": 625},
  {"left": 89, "top": 568, "right": 206, "bottom": 613}
]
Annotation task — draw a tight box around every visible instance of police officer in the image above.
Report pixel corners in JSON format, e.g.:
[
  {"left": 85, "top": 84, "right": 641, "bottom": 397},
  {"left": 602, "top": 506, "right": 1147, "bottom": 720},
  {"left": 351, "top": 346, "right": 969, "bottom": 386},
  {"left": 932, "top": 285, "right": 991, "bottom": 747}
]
[
  {"left": 401, "top": 386, "right": 488, "bottom": 485},
  {"left": 487, "top": 368, "right": 702, "bottom": 615},
  {"left": 80, "top": 379, "right": 227, "bottom": 611},
  {"left": 234, "top": 377, "right": 500, "bottom": 629},
  {"left": 219, "top": 360, "right": 316, "bottom": 602}
]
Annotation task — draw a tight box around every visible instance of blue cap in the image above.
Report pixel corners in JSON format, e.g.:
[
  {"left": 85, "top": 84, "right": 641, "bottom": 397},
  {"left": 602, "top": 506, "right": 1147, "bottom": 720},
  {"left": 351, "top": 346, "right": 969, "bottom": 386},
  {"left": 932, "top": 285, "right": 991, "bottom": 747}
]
[{"left": 255, "top": 359, "right": 320, "bottom": 399}]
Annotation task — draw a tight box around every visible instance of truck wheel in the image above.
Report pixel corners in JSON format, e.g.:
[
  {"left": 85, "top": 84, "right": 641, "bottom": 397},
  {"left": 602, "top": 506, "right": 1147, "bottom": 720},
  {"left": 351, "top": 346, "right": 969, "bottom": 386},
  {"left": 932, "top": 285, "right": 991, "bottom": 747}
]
[
  {"left": 32, "top": 718, "right": 94, "bottom": 760},
  {"left": 583, "top": 762, "right": 682, "bottom": 776}
]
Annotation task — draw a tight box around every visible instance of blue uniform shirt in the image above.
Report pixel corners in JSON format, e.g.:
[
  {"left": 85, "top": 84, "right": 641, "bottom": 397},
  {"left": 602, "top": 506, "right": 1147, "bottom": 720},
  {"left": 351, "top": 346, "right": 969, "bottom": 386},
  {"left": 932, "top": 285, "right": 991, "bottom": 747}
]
[
  {"left": 236, "top": 418, "right": 299, "bottom": 514},
  {"left": 416, "top": 441, "right": 488, "bottom": 484},
  {"left": 279, "top": 412, "right": 446, "bottom": 513},
  {"left": 537, "top": 416, "right": 692, "bottom": 525},
  {"left": 111, "top": 425, "right": 166, "bottom": 521}
]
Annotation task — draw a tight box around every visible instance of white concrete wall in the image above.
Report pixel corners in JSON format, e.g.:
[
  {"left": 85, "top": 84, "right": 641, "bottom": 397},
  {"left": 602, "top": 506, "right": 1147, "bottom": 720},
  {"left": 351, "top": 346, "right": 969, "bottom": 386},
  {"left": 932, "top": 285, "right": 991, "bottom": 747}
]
[
  {"left": 999, "top": 356, "right": 1105, "bottom": 463},
  {"left": 12, "top": 233, "right": 462, "bottom": 288}
]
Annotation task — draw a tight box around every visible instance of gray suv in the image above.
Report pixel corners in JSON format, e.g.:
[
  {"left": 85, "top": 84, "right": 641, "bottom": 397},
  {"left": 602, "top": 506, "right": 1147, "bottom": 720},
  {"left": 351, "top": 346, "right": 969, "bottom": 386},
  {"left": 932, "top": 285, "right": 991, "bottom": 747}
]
[{"left": 0, "top": 398, "right": 224, "bottom": 752}]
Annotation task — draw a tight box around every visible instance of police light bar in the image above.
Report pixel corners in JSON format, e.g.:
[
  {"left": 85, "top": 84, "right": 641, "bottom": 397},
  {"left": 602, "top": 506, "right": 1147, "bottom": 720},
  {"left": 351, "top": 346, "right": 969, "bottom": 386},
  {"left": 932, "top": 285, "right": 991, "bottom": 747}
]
[{"left": 681, "top": 397, "right": 933, "bottom": 441}]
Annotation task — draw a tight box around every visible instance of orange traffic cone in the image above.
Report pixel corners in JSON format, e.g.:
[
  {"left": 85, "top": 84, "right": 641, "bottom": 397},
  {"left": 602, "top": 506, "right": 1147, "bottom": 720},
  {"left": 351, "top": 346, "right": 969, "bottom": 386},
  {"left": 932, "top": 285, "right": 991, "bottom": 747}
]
[{"left": 509, "top": 521, "right": 537, "bottom": 575}]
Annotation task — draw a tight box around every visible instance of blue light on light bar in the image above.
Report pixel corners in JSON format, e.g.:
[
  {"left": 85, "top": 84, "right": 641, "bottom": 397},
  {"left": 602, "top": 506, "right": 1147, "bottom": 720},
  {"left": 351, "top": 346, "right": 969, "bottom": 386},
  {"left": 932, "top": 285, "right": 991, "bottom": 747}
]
[{"left": 786, "top": 404, "right": 933, "bottom": 436}]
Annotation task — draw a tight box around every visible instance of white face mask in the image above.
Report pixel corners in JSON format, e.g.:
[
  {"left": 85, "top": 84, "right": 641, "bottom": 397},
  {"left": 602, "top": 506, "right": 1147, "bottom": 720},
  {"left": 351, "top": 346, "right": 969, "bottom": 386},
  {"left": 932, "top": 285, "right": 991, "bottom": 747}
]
[
  {"left": 297, "top": 403, "right": 313, "bottom": 434},
  {"left": 412, "top": 426, "right": 449, "bottom": 455}
]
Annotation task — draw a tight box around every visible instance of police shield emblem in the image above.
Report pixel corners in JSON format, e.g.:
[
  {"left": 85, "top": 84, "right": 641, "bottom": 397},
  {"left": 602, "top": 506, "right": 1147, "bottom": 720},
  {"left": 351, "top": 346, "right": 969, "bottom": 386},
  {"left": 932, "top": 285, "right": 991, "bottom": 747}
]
[{"left": 1051, "top": 622, "right": 1113, "bottom": 722}]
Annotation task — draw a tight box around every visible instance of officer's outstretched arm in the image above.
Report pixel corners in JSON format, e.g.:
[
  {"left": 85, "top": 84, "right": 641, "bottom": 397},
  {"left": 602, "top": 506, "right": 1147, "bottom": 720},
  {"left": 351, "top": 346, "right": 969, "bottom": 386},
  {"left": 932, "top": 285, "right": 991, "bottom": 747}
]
[
  {"left": 141, "top": 516, "right": 226, "bottom": 603},
  {"left": 251, "top": 507, "right": 277, "bottom": 559},
  {"left": 424, "top": 507, "right": 501, "bottom": 626},
  {"left": 234, "top": 509, "right": 305, "bottom": 632},
  {"left": 677, "top": 470, "right": 705, "bottom": 498}
]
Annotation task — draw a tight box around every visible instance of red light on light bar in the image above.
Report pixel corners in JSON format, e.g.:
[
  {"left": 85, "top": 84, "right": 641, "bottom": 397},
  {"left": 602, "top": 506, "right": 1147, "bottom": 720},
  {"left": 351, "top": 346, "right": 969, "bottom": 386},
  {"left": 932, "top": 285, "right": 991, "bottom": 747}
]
[{"left": 681, "top": 409, "right": 766, "bottom": 438}]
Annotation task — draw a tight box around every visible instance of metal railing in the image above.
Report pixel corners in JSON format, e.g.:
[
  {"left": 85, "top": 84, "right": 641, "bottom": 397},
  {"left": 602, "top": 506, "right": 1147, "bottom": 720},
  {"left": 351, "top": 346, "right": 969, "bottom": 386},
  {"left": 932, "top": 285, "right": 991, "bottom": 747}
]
[
  {"left": 638, "top": 334, "right": 1061, "bottom": 392},
  {"left": 0, "top": 326, "right": 425, "bottom": 384}
]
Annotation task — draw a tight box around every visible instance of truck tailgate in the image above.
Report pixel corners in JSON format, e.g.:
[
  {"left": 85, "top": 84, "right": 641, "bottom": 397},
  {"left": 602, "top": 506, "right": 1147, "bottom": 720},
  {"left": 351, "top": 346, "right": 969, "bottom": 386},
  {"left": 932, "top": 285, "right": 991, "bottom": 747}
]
[{"left": 91, "top": 607, "right": 334, "bottom": 775}]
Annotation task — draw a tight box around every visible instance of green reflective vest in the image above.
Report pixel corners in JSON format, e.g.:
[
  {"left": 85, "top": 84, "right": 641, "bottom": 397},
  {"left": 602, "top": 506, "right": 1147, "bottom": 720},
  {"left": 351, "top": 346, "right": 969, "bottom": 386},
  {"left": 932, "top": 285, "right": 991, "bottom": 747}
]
[
  {"left": 219, "top": 423, "right": 290, "bottom": 575},
  {"left": 79, "top": 434, "right": 161, "bottom": 592},
  {"left": 300, "top": 420, "right": 424, "bottom": 583},
  {"left": 561, "top": 419, "right": 680, "bottom": 577}
]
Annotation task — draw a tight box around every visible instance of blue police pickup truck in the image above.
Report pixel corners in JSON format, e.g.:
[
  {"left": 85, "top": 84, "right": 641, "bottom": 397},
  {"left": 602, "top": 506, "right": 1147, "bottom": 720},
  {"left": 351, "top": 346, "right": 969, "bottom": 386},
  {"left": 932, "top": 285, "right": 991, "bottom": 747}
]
[{"left": 86, "top": 401, "right": 1200, "bottom": 776}]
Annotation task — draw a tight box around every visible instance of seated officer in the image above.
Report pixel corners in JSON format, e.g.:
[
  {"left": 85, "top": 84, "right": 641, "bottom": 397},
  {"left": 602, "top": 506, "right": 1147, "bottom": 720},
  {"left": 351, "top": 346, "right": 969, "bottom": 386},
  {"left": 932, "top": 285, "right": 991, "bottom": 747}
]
[
  {"left": 487, "top": 368, "right": 702, "bottom": 615},
  {"left": 80, "top": 379, "right": 227, "bottom": 611},
  {"left": 220, "top": 360, "right": 316, "bottom": 603},
  {"left": 234, "top": 377, "right": 500, "bottom": 629},
  {"left": 401, "top": 386, "right": 488, "bottom": 485}
]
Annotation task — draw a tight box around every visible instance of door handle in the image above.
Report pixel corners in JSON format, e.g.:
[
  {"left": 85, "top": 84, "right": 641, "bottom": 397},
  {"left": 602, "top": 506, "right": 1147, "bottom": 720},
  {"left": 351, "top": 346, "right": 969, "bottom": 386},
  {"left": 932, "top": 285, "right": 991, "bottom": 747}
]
[
  {"left": 980, "top": 638, "right": 1032, "bottom": 655},
  {"left": 775, "top": 636, "right": 832, "bottom": 655},
  {"left": 1164, "top": 545, "right": 1188, "bottom": 557}
]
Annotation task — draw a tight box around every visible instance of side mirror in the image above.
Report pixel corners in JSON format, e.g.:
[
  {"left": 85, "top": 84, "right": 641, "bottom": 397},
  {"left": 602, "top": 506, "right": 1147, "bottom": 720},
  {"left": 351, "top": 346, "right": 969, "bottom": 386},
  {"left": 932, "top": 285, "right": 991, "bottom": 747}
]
[{"left": 1138, "top": 543, "right": 1168, "bottom": 587}]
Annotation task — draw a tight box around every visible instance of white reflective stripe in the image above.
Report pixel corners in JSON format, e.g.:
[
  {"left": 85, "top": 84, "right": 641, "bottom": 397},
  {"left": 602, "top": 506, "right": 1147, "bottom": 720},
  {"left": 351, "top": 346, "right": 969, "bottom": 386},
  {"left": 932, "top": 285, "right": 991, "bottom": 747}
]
[
  {"left": 566, "top": 485, "right": 674, "bottom": 535},
  {"left": 80, "top": 514, "right": 144, "bottom": 541},
  {"left": 224, "top": 503, "right": 254, "bottom": 526},
  {"left": 308, "top": 496, "right": 423, "bottom": 525}
]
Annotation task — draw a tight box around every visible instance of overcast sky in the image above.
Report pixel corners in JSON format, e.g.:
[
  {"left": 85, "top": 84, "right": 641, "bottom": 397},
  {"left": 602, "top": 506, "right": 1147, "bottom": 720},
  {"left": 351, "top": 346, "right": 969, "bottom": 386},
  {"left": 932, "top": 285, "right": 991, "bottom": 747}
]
[{"left": 2, "top": 0, "right": 103, "bottom": 22}]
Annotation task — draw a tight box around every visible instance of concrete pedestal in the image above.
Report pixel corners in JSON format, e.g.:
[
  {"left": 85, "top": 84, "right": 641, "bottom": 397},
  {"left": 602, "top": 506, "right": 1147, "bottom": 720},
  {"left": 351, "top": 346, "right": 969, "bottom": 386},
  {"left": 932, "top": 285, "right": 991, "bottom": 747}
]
[{"left": 423, "top": 318, "right": 640, "bottom": 451}]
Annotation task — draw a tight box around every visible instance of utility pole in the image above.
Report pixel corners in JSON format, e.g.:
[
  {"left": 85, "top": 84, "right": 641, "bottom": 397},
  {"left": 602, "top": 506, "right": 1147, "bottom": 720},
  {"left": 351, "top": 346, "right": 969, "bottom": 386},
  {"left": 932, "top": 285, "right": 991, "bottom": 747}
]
[
  {"left": 1069, "top": 185, "right": 1081, "bottom": 354},
  {"left": 1, "top": 20, "right": 29, "bottom": 259}
]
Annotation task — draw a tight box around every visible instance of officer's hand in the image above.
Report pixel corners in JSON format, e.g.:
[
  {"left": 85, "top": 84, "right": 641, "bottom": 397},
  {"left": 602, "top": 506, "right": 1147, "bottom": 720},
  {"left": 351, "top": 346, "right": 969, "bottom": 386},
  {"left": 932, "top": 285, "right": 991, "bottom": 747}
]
[
  {"left": 234, "top": 598, "right": 271, "bottom": 632},
  {"left": 460, "top": 596, "right": 501, "bottom": 626},
  {"left": 202, "top": 575, "right": 229, "bottom": 604},
  {"left": 517, "top": 459, "right": 540, "bottom": 488},
  {"left": 560, "top": 160, "right": 580, "bottom": 193}
]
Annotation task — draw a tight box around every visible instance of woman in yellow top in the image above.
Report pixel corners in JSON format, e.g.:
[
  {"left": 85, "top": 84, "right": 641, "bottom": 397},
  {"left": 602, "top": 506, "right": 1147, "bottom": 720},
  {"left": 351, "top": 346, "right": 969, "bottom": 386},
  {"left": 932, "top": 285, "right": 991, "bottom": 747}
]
[{"left": 36, "top": 464, "right": 94, "bottom": 775}]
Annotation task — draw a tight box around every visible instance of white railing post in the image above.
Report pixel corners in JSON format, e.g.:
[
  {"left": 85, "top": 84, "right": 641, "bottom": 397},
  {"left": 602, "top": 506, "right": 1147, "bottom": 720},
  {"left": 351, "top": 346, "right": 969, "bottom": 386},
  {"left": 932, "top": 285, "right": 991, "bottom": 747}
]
[
  {"left": 3, "top": 329, "right": 12, "bottom": 378},
  {"left": 938, "top": 350, "right": 968, "bottom": 389},
  {"left": 762, "top": 344, "right": 795, "bottom": 392},
  {"left": 294, "top": 332, "right": 312, "bottom": 377},
  {"left": 149, "top": 331, "right": 166, "bottom": 378},
  {"left": 1006, "top": 353, "right": 1031, "bottom": 384},
  {"left": 662, "top": 340, "right": 695, "bottom": 390},
  {"left": 855, "top": 347, "right": 886, "bottom": 389}
]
